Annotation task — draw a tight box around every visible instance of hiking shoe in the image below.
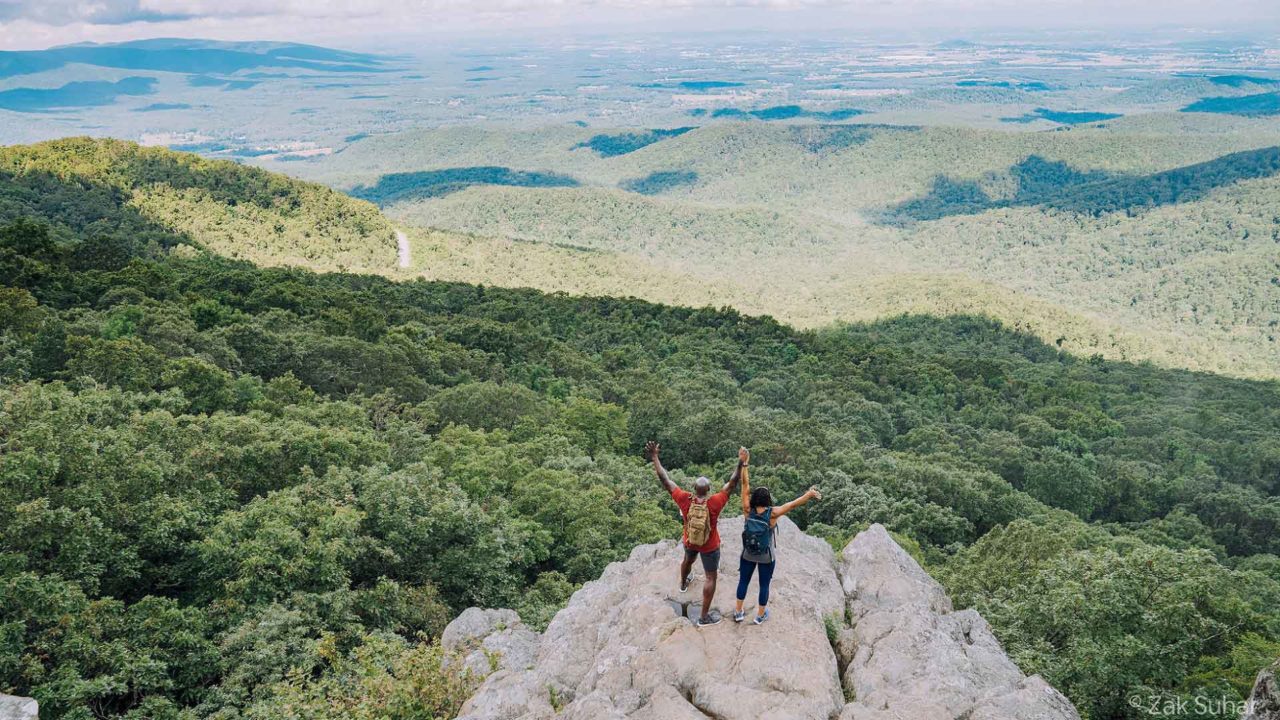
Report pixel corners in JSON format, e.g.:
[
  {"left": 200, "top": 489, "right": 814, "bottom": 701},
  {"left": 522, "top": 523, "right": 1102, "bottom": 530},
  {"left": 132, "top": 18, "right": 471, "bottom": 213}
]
[
  {"left": 753, "top": 609, "right": 771, "bottom": 625},
  {"left": 733, "top": 611, "right": 746, "bottom": 623},
  {"left": 696, "top": 612, "right": 722, "bottom": 627},
  {"left": 679, "top": 578, "right": 690, "bottom": 594}
]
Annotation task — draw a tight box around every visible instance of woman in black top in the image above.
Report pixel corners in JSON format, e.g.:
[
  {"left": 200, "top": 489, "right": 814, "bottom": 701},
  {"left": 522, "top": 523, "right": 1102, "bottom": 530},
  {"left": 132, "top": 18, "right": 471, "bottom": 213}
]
[{"left": 733, "top": 462, "right": 821, "bottom": 624}]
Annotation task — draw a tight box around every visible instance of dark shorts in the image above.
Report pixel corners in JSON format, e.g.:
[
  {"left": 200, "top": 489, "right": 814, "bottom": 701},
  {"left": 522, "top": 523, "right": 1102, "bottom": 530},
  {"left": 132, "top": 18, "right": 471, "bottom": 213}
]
[{"left": 684, "top": 546, "right": 721, "bottom": 572}]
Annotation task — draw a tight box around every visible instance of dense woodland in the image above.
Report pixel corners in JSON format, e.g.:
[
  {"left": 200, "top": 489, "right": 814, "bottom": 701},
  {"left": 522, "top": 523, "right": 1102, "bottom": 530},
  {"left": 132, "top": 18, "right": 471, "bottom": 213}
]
[
  {"left": 1, "top": 141, "right": 1279, "bottom": 720},
  {"left": 0, "top": 138, "right": 399, "bottom": 275},
  {"left": 309, "top": 121, "right": 1280, "bottom": 380}
]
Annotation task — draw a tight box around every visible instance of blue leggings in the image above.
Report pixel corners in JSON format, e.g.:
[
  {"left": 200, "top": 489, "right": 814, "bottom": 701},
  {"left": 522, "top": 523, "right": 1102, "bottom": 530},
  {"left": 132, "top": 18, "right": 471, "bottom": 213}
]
[{"left": 736, "top": 557, "right": 776, "bottom": 607}]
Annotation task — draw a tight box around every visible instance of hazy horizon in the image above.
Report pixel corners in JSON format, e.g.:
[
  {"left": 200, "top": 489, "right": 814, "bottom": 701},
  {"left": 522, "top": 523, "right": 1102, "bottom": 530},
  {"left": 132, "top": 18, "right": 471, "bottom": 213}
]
[{"left": 2, "top": 0, "right": 1279, "bottom": 52}]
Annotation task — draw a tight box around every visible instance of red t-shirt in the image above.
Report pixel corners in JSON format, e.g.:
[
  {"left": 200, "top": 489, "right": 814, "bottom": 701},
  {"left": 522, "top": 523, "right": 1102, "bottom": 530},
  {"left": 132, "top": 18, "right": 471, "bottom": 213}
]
[{"left": 671, "top": 488, "right": 729, "bottom": 553}]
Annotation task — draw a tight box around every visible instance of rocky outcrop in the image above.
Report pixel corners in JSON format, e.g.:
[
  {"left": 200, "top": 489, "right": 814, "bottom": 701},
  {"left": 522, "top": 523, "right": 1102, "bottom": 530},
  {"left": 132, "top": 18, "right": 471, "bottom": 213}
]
[
  {"left": 450, "top": 521, "right": 1080, "bottom": 720},
  {"left": 837, "top": 525, "right": 1077, "bottom": 720},
  {"left": 443, "top": 607, "right": 539, "bottom": 677},
  {"left": 0, "top": 694, "right": 38, "bottom": 720},
  {"left": 1244, "top": 660, "right": 1280, "bottom": 720},
  {"left": 455, "top": 516, "right": 845, "bottom": 720}
]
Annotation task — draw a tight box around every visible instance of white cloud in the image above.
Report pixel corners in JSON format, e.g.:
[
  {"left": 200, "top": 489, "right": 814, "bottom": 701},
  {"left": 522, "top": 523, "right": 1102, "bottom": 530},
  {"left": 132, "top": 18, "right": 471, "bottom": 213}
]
[{"left": 0, "top": 0, "right": 1277, "bottom": 50}]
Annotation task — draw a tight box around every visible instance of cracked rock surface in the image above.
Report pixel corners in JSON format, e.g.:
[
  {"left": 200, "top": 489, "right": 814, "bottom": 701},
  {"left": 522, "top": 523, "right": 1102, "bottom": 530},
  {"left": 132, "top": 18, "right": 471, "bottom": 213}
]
[
  {"left": 443, "top": 607, "right": 539, "bottom": 677},
  {"left": 837, "top": 525, "right": 1078, "bottom": 720},
  {"left": 1244, "top": 659, "right": 1280, "bottom": 720},
  {"left": 452, "top": 521, "right": 1079, "bottom": 720}
]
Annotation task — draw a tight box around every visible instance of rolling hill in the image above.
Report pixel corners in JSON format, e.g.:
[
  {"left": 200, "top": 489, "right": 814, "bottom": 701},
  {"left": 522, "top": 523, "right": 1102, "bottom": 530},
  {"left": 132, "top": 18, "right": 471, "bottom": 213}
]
[
  {"left": 0, "top": 137, "right": 733, "bottom": 316},
  {"left": 264, "top": 118, "right": 1280, "bottom": 379},
  {"left": 12, "top": 130, "right": 1261, "bottom": 386},
  {"left": 0, "top": 137, "right": 400, "bottom": 273},
  {"left": 0, "top": 38, "right": 389, "bottom": 81}
]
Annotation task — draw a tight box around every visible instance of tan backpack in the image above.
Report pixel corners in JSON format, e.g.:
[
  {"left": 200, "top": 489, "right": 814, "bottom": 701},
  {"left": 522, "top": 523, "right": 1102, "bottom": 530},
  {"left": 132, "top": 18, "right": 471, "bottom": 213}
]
[{"left": 684, "top": 497, "right": 712, "bottom": 547}]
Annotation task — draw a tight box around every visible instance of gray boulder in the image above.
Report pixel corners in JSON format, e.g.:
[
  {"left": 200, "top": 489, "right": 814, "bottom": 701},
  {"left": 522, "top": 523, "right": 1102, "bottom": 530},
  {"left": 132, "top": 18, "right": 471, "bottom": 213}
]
[
  {"left": 1244, "top": 659, "right": 1280, "bottom": 720},
  {"left": 0, "top": 694, "right": 37, "bottom": 720},
  {"left": 442, "top": 607, "right": 539, "bottom": 677},
  {"left": 837, "top": 524, "right": 1078, "bottom": 720}
]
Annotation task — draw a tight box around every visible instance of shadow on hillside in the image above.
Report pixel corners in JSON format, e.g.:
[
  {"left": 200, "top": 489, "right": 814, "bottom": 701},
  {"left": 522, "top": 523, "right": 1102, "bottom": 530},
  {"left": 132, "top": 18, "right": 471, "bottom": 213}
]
[
  {"left": 788, "top": 124, "right": 921, "bottom": 154},
  {"left": 884, "top": 145, "right": 1280, "bottom": 222},
  {"left": 620, "top": 170, "right": 698, "bottom": 195},
  {"left": 349, "top": 167, "right": 581, "bottom": 206},
  {"left": 0, "top": 166, "right": 197, "bottom": 270},
  {"left": 1181, "top": 91, "right": 1280, "bottom": 117},
  {"left": 824, "top": 313, "right": 1271, "bottom": 392},
  {"left": 572, "top": 127, "right": 695, "bottom": 157}
]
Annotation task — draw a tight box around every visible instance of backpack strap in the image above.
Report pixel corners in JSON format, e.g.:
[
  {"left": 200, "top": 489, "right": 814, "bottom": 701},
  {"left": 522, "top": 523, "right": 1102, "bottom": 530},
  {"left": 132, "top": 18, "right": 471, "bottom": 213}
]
[
  {"left": 682, "top": 495, "right": 705, "bottom": 519},
  {"left": 750, "top": 508, "right": 778, "bottom": 553}
]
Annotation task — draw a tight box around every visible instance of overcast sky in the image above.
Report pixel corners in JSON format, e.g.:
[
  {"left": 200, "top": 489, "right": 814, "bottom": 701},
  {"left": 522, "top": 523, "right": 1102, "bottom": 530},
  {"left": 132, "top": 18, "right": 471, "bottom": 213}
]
[{"left": 1, "top": 0, "right": 1278, "bottom": 51}]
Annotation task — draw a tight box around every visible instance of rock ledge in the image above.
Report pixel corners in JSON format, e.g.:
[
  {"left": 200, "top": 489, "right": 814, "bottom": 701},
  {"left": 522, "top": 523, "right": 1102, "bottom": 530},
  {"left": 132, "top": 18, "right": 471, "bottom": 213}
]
[{"left": 452, "top": 521, "right": 1080, "bottom": 720}]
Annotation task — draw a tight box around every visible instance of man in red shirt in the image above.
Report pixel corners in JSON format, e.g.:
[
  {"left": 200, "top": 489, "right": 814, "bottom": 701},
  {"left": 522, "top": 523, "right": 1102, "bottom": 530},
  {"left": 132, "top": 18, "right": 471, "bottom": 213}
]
[{"left": 645, "top": 441, "right": 748, "bottom": 627}]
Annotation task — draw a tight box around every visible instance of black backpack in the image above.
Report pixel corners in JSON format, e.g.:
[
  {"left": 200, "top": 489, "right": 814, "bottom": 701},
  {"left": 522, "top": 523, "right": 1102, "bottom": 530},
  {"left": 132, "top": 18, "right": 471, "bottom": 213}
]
[{"left": 742, "top": 507, "right": 773, "bottom": 557}]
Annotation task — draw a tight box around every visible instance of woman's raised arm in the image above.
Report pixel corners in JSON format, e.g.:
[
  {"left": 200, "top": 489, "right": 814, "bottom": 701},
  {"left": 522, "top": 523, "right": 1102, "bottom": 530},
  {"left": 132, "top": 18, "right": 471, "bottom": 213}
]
[{"left": 772, "top": 486, "right": 821, "bottom": 521}]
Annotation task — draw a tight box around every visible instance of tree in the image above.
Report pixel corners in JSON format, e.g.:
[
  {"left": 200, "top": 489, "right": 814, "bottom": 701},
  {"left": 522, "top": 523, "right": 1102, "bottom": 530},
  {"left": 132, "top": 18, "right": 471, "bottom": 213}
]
[
  {"left": 554, "top": 397, "right": 628, "bottom": 458},
  {"left": 942, "top": 517, "right": 1279, "bottom": 720},
  {"left": 162, "top": 357, "right": 237, "bottom": 414},
  {"left": 64, "top": 335, "right": 163, "bottom": 391},
  {"left": 1024, "top": 447, "right": 1105, "bottom": 519},
  {"left": 197, "top": 476, "right": 369, "bottom": 609},
  {"left": 247, "top": 633, "right": 478, "bottom": 720}
]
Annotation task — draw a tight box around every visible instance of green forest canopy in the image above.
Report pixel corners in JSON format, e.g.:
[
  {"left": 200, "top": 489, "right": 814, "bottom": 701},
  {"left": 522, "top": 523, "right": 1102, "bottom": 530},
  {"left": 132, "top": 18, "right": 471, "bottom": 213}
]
[
  {"left": 0, "top": 137, "right": 398, "bottom": 274},
  {"left": 0, "top": 140, "right": 1278, "bottom": 719},
  {"left": 321, "top": 123, "right": 1280, "bottom": 381}
]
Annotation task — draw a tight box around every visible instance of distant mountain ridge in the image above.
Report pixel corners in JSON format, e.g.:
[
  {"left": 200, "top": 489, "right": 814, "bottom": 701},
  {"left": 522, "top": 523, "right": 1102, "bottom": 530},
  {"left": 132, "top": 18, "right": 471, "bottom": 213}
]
[{"left": 0, "top": 38, "right": 390, "bottom": 80}]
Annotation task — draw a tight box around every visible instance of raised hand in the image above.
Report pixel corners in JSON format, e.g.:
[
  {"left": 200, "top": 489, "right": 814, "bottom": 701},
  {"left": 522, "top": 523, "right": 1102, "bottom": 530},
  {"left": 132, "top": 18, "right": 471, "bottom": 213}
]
[
  {"left": 647, "top": 441, "right": 677, "bottom": 492},
  {"left": 738, "top": 446, "right": 750, "bottom": 464},
  {"left": 808, "top": 486, "right": 822, "bottom": 501}
]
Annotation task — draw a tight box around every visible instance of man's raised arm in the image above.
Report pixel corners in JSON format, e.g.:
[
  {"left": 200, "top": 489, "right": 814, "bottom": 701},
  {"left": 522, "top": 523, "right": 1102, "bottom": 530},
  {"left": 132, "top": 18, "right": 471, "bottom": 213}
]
[
  {"left": 723, "top": 446, "right": 749, "bottom": 496},
  {"left": 645, "top": 441, "right": 678, "bottom": 493}
]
